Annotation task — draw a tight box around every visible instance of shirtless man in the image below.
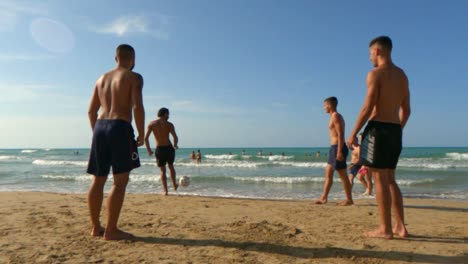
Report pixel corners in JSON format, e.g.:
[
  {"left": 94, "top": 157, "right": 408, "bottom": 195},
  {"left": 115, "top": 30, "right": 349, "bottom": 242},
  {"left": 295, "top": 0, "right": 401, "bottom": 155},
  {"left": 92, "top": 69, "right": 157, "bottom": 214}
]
[
  {"left": 87, "top": 44, "right": 145, "bottom": 240},
  {"left": 315, "top": 97, "right": 353, "bottom": 206},
  {"left": 348, "top": 134, "right": 372, "bottom": 195},
  {"left": 145, "top": 108, "right": 179, "bottom": 196},
  {"left": 347, "top": 36, "right": 411, "bottom": 239}
]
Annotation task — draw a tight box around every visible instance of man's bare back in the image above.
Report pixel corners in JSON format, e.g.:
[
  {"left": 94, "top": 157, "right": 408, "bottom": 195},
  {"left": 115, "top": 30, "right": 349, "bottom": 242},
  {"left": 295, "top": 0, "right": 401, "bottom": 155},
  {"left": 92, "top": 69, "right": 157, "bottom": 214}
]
[
  {"left": 95, "top": 69, "right": 143, "bottom": 122},
  {"left": 88, "top": 68, "right": 145, "bottom": 143},
  {"left": 367, "top": 64, "right": 410, "bottom": 125},
  {"left": 148, "top": 119, "right": 177, "bottom": 147}
]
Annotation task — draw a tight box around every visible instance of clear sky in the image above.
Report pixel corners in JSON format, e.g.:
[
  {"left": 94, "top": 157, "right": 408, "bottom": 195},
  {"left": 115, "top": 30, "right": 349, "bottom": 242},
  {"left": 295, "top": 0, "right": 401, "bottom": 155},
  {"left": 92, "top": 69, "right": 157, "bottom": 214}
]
[{"left": 0, "top": 0, "right": 467, "bottom": 148}]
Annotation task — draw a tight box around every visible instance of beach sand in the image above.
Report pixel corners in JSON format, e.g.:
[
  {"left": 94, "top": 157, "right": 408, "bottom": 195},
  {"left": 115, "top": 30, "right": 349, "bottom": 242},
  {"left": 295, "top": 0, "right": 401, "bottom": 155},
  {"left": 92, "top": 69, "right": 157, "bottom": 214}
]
[{"left": 0, "top": 192, "right": 466, "bottom": 264}]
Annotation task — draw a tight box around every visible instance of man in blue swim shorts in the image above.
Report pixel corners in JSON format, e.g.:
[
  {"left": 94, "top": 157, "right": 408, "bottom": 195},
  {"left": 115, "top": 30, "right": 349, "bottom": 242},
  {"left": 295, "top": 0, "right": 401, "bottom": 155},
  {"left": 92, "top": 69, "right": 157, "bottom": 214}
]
[
  {"left": 87, "top": 44, "right": 145, "bottom": 240},
  {"left": 347, "top": 36, "right": 411, "bottom": 239},
  {"left": 315, "top": 97, "right": 353, "bottom": 206}
]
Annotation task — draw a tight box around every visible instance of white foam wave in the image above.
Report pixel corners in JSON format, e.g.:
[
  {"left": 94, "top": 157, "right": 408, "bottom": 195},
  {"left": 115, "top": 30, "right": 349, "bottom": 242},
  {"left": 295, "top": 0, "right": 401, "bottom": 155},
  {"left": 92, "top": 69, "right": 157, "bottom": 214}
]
[
  {"left": 233, "top": 176, "right": 325, "bottom": 184},
  {"left": 33, "top": 159, "right": 87, "bottom": 166},
  {"left": 0, "top": 155, "right": 21, "bottom": 161},
  {"left": 272, "top": 161, "right": 327, "bottom": 168},
  {"left": 21, "top": 149, "right": 37, "bottom": 153},
  {"left": 268, "top": 155, "right": 294, "bottom": 161},
  {"left": 397, "top": 158, "right": 468, "bottom": 169},
  {"left": 446, "top": 152, "right": 468, "bottom": 160},
  {"left": 41, "top": 174, "right": 90, "bottom": 181},
  {"left": 396, "top": 179, "right": 437, "bottom": 186},
  {"left": 176, "top": 161, "right": 261, "bottom": 168},
  {"left": 205, "top": 154, "right": 237, "bottom": 160}
]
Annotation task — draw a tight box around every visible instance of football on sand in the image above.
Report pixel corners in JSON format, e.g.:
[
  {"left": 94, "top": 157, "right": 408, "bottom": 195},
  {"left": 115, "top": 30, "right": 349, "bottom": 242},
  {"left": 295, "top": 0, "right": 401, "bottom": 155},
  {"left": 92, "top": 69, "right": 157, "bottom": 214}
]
[{"left": 179, "top": 176, "right": 190, "bottom": 187}]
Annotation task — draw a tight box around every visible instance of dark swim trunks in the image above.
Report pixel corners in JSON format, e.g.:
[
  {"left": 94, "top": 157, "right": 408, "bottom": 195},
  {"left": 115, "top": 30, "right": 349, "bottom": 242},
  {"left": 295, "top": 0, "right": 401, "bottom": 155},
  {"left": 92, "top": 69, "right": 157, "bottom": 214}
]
[
  {"left": 328, "top": 144, "right": 349, "bottom": 170},
  {"left": 349, "top": 163, "right": 362, "bottom": 177},
  {"left": 155, "top": 145, "right": 175, "bottom": 167},
  {"left": 359, "top": 120, "right": 402, "bottom": 169},
  {"left": 87, "top": 119, "right": 140, "bottom": 176}
]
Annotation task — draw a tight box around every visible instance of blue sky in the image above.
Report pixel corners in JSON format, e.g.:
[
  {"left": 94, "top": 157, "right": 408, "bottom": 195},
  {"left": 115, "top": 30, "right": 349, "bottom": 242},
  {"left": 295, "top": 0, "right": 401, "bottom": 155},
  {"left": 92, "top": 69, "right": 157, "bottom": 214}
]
[{"left": 0, "top": 0, "right": 467, "bottom": 148}]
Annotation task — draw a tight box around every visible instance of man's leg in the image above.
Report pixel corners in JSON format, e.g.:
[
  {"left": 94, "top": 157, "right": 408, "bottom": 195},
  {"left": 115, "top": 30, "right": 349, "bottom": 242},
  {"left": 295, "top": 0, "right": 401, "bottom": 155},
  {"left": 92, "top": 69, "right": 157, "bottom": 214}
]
[
  {"left": 389, "top": 169, "right": 408, "bottom": 237},
  {"left": 367, "top": 168, "right": 393, "bottom": 239},
  {"left": 365, "top": 173, "right": 373, "bottom": 195},
  {"left": 348, "top": 173, "right": 355, "bottom": 187},
  {"left": 88, "top": 176, "right": 107, "bottom": 236},
  {"left": 168, "top": 164, "right": 178, "bottom": 191},
  {"left": 160, "top": 166, "right": 168, "bottom": 195},
  {"left": 357, "top": 173, "right": 369, "bottom": 193},
  {"left": 104, "top": 172, "right": 132, "bottom": 240},
  {"left": 315, "top": 165, "right": 334, "bottom": 204},
  {"left": 337, "top": 169, "right": 354, "bottom": 206}
]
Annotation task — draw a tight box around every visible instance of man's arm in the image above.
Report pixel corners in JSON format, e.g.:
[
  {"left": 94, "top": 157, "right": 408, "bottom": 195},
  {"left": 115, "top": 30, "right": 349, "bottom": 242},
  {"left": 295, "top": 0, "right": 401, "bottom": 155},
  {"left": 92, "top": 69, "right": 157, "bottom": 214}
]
[
  {"left": 87, "top": 84, "right": 101, "bottom": 131},
  {"left": 170, "top": 123, "right": 179, "bottom": 149},
  {"left": 347, "top": 71, "right": 379, "bottom": 146},
  {"left": 335, "top": 114, "right": 345, "bottom": 160},
  {"left": 144, "top": 124, "right": 153, "bottom": 155},
  {"left": 131, "top": 73, "right": 145, "bottom": 146},
  {"left": 399, "top": 76, "right": 411, "bottom": 129}
]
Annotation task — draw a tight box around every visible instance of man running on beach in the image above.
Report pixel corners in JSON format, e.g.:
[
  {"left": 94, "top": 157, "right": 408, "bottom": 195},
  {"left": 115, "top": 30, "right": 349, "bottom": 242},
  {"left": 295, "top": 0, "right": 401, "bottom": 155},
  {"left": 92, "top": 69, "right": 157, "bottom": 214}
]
[
  {"left": 145, "top": 108, "right": 179, "bottom": 196},
  {"left": 347, "top": 36, "right": 411, "bottom": 239},
  {"left": 315, "top": 97, "right": 353, "bottom": 206},
  {"left": 87, "top": 44, "right": 145, "bottom": 240}
]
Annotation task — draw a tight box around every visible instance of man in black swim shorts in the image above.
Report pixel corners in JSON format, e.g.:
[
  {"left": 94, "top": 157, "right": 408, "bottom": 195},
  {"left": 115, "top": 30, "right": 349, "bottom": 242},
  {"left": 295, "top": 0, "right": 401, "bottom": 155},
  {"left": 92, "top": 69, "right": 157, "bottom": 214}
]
[
  {"left": 347, "top": 36, "right": 411, "bottom": 239},
  {"left": 87, "top": 44, "right": 145, "bottom": 241},
  {"left": 145, "top": 108, "right": 179, "bottom": 196}
]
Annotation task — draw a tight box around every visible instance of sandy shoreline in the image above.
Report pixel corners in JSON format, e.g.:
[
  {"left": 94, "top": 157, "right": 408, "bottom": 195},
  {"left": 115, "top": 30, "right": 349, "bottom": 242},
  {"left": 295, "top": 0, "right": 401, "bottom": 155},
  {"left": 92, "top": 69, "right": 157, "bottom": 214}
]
[{"left": 0, "top": 192, "right": 466, "bottom": 263}]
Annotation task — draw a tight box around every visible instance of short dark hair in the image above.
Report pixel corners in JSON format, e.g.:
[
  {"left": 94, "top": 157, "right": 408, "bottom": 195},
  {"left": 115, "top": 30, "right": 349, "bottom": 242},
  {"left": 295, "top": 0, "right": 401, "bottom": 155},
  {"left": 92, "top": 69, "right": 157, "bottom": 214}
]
[
  {"left": 324, "top": 96, "right": 338, "bottom": 108},
  {"left": 116, "top": 44, "right": 135, "bottom": 60},
  {"left": 158, "top": 107, "right": 169, "bottom": 117},
  {"left": 369, "top": 36, "right": 392, "bottom": 51}
]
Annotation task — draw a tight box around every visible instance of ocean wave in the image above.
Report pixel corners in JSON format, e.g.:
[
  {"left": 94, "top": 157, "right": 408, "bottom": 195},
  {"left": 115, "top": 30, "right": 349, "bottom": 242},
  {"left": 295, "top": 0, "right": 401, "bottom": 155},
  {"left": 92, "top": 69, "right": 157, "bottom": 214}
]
[
  {"left": 33, "top": 159, "right": 87, "bottom": 166},
  {"left": 446, "top": 152, "right": 468, "bottom": 160},
  {"left": 176, "top": 161, "right": 262, "bottom": 168},
  {"left": 396, "top": 178, "right": 437, "bottom": 186},
  {"left": 397, "top": 158, "right": 467, "bottom": 169},
  {"left": 233, "top": 176, "right": 325, "bottom": 184},
  {"left": 272, "top": 161, "right": 327, "bottom": 168},
  {"left": 0, "top": 155, "right": 21, "bottom": 161},
  {"left": 41, "top": 174, "right": 90, "bottom": 181},
  {"left": 21, "top": 149, "right": 37, "bottom": 153},
  {"left": 267, "top": 155, "right": 294, "bottom": 161},
  {"left": 205, "top": 154, "right": 238, "bottom": 160}
]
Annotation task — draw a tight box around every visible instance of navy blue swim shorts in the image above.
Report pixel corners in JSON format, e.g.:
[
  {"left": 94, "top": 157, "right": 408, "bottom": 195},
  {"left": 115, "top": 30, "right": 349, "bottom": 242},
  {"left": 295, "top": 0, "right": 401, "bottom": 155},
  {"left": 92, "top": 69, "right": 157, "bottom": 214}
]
[
  {"left": 87, "top": 119, "right": 140, "bottom": 176},
  {"left": 328, "top": 144, "right": 348, "bottom": 170}
]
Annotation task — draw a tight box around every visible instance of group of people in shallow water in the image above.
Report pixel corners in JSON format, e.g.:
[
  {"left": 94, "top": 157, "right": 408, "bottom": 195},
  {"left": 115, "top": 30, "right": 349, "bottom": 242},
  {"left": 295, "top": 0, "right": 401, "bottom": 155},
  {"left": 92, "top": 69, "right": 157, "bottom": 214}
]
[
  {"left": 85, "top": 35, "right": 410, "bottom": 241},
  {"left": 190, "top": 149, "right": 202, "bottom": 163}
]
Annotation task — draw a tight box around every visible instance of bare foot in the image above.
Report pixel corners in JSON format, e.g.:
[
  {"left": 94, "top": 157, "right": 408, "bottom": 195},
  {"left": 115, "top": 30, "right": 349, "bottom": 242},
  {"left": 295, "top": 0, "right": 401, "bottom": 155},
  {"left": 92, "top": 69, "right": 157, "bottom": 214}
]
[
  {"left": 337, "top": 200, "right": 354, "bottom": 206},
  {"left": 314, "top": 199, "right": 327, "bottom": 204},
  {"left": 393, "top": 225, "right": 408, "bottom": 238},
  {"left": 104, "top": 229, "right": 135, "bottom": 241},
  {"left": 174, "top": 183, "right": 179, "bottom": 191},
  {"left": 162, "top": 191, "right": 168, "bottom": 196},
  {"left": 365, "top": 229, "right": 393, "bottom": 240},
  {"left": 90, "top": 226, "right": 105, "bottom": 237}
]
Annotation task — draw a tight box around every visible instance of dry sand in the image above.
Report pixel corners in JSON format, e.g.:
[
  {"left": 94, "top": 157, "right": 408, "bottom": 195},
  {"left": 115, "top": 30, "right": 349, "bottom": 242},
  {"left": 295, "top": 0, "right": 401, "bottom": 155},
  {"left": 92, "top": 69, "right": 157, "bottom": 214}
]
[{"left": 0, "top": 192, "right": 466, "bottom": 264}]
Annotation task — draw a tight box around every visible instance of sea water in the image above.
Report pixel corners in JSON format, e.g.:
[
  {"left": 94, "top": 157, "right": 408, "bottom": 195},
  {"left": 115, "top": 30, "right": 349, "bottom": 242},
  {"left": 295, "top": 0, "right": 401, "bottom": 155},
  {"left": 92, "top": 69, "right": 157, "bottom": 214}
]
[{"left": 0, "top": 147, "right": 467, "bottom": 200}]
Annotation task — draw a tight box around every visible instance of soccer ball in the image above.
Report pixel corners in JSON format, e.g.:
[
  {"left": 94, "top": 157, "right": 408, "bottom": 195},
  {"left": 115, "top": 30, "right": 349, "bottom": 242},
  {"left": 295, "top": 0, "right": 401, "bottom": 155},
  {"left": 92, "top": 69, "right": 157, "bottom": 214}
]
[{"left": 179, "top": 176, "right": 190, "bottom": 187}]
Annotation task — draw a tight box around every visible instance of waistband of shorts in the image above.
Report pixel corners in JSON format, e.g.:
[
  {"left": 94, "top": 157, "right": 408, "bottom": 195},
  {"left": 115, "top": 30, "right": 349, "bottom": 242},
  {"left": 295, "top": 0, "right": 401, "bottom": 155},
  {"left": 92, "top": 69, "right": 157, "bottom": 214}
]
[
  {"left": 368, "top": 120, "right": 401, "bottom": 128},
  {"left": 156, "top": 145, "right": 173, "bottom": 149},
  {"left": 96, "top": 119, "right": 132, "bottom": 125}
]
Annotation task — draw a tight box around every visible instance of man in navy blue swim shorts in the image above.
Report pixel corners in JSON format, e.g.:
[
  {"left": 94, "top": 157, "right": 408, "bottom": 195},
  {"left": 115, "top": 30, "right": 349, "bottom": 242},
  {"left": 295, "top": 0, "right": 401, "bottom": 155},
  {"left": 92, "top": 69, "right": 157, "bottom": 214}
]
[
  {"left": 315, "top": 97, "right": 353, "bottom": 206},
  {"left": 86, "top": 44, "right": 145, "bottom": 241}
]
